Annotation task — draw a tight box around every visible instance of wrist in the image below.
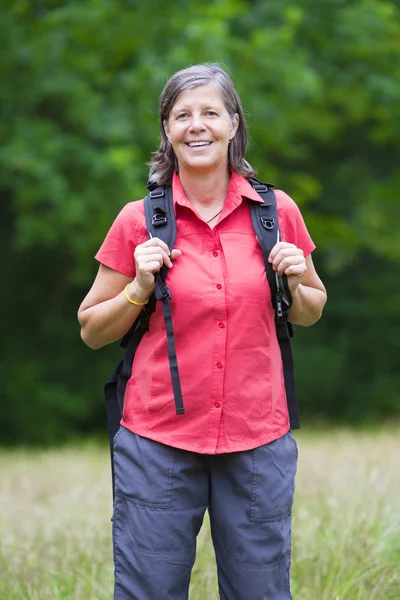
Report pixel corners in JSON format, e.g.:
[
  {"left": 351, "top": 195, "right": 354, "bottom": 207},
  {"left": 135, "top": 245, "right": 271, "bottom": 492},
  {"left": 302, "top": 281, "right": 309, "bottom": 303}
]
[
  {"left": 128, "top": 279, "right": 153, "bottom": 304},
  {"left": 288, "top": 279, "right": 303, "bottom": 297}
]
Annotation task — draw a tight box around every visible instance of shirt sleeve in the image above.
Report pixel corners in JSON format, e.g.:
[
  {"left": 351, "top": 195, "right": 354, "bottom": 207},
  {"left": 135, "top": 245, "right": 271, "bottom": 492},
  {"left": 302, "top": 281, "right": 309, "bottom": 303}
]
[
  {"left": 95, "top": 202, "right": 139, "bottom": 278},
  {"left": 275, "top": 190, "right": 316, "bottom": 257}
]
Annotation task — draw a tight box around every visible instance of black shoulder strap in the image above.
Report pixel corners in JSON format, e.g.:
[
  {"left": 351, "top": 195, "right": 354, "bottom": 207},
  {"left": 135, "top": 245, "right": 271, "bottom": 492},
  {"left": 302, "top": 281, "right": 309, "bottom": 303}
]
[
  {"left": 105, "top": 184, "right": 183, "bottom": 501},
  {"left": 114, "top": 185, "right": 183, "bottom": 423},
  {"left": 144, "top": 185, "right": 177, "bottom": 251},
  {"left": 248, "top": 178, "right": 300, "bottom": 429},
  {"left": 143, "top": 185, "right": 184, "bottom": 415}
]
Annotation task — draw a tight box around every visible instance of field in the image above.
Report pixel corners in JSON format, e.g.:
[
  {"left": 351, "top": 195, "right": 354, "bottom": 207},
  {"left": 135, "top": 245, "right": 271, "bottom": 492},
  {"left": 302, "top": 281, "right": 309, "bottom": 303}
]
[{"left": 0, "top": 428, "right": 398, "bottom": 600}]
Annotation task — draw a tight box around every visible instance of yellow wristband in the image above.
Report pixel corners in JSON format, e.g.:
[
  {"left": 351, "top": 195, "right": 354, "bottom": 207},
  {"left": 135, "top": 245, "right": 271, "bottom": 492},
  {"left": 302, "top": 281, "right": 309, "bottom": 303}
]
[{"left": 124, "top": 283, "right": 149, "bottom": 306}]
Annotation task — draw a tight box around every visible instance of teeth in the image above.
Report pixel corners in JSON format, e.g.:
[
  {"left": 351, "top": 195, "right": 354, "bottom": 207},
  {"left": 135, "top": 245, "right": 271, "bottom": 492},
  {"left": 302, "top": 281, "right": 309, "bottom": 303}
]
[{"left": 187, "top": 142, "right": 211, "bottom": 147}]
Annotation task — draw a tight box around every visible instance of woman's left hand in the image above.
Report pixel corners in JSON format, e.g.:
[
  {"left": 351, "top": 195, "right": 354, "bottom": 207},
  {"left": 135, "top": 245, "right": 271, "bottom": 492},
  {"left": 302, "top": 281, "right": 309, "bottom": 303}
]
[{"left": 268, "top": 242, "right": 307, "bottom": 294}]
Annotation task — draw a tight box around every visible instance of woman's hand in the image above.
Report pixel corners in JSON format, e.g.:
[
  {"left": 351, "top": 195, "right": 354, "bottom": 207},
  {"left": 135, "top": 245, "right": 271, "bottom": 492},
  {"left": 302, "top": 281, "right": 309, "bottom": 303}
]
[
  {"left": 133, "top": 237, "right": 182, "bottom": 297},
  {"left": 268, "top": 242, "right": 306, "bottom": 294},
  {"left": 78, "top": 239, "right": 182, "bottom": 349}
]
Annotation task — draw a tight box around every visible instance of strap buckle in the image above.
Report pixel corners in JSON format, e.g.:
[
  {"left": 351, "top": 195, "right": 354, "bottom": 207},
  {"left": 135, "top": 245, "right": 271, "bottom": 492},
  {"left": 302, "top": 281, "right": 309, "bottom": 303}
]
[
  {"left": 275, "top": 292, "right": 288, "bottom": 325},
  {"left": 252, "top": 183, "right": 269, "bottom": 193},
  {"left": 155, "top": 277, "right": 171, "bottom": 301},
  {"left": 249, "top": 178, "right": 271, "bottom": 193},
  {"left": 150, "top": 188, "right": 164, "bottom": 199},
  {"left": 152, "top": 212, "right": 168, "bottom": 227},
  {"left": 261, "top": 216, "right": 275, "bottom": 230}
]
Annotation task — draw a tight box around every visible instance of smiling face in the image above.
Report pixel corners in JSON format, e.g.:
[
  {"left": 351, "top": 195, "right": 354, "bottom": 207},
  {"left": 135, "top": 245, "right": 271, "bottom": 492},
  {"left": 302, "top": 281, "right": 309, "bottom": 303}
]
[{"left": 163, "top": 84, "right": 239, "bottom": 177}]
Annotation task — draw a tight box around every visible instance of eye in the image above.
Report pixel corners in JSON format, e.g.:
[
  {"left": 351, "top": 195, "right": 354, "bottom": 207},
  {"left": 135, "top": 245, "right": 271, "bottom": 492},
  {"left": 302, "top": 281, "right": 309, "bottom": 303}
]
[
  {"left": 176, "top": 113, "right": 189, "bottom": 120},
  {"left": 205, "top": 110, "right": 218, "bottom": 117}
]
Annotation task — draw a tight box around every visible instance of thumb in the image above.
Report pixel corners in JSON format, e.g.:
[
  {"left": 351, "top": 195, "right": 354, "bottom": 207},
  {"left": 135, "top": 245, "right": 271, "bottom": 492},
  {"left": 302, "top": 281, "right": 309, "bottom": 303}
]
[{"left": 170, "top": 248, "right": 182, "bottom": 260}]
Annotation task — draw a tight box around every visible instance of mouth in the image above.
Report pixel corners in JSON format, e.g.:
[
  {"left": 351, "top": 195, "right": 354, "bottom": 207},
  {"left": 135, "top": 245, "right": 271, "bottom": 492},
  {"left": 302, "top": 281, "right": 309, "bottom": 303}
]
[{"left": 185, "top": 141, "right": 213, "bottom": 148}]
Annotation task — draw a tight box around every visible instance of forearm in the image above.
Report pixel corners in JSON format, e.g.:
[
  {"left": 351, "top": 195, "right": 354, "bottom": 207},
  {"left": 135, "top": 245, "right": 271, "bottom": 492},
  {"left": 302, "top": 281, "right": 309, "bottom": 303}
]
[
  {"left": 79, "top": 280, "right": 151, "bottom": 349},
  {"left": 287, "top": 283, "right": 327, "bottom": 327}
]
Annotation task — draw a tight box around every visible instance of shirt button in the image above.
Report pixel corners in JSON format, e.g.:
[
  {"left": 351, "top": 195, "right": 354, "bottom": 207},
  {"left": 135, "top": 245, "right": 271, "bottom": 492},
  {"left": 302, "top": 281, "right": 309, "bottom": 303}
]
[
  {"left": 213, "top": 251, "right": 218, "bottom": 257},
  {"left": 216, "top": 362, "right": 223, "bottom": 369},
  {"left": 214, "top": 402, "right": 221, "bottom": 408},
  {"left": 216, "top": 284, "right": 222, "bottom": 290},
  {"left": 218, "top": 322, "right": 225, "bottom": 329}
]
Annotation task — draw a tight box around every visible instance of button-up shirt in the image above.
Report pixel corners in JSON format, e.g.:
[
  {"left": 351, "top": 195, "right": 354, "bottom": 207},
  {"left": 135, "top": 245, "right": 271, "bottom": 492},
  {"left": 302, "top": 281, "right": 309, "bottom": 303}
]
[{"left": 95, "top": 171, "right": 315, "bottom": 453}]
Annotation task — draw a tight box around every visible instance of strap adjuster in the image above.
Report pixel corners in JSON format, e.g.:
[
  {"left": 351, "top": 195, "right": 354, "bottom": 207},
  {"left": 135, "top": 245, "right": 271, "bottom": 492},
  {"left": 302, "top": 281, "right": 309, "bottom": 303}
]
[
  {"left": 275, "top": 293, "right": 288, "bottom": 324},
  {"left": 152, "top": 212, "right": 167, "bottom": 227},
  {"left": 253, "top": 183, "right": 269, "bottom": 193},
  {"left": 150, "top": 188, "right": 165, "bottom": 199},
  {"left": 249, "top": 178, "right": 270, "bottom": 193},
  {"left": 261, "top": 216, "right": 275, "bottom": 230},
  {"left": 155, "top": 278, "right": 171, "bottom": 301}
]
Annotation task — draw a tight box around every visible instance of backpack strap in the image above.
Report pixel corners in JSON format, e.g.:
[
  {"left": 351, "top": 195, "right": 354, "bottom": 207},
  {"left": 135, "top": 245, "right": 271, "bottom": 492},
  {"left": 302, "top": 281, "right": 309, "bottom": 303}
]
[
  {"left": 106, "top": 184, "right": 184, "bottom": 498},
  {"left": 118, "top": 185, "right": 184, "bottom": 416},
  {"left": 143, "top": 185, "right": 184, "bottom": 415},
  {"left": 248, "top": 178, "right": 300, "bottom": 429},
  {"left": 112, "top": 184, "right": 179, "bottom": 421}
]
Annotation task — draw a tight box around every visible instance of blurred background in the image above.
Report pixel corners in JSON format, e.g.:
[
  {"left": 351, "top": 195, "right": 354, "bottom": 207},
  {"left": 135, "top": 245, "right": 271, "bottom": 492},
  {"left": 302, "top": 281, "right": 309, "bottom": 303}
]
[{"left": 1, "top": 0, "right": 399, "bottom": 445}]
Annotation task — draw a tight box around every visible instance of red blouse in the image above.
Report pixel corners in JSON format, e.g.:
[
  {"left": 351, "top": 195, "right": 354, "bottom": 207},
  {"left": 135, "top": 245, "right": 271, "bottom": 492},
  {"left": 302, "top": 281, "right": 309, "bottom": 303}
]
[{"left": 96, "top": 171, "right": 315, "bottom": 453}]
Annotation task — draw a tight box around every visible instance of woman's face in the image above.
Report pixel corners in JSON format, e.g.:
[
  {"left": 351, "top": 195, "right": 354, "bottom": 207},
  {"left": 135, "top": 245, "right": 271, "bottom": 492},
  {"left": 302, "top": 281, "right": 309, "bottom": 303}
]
[{"left": 163, "top": 84, "right": 239, "bottom": 176}]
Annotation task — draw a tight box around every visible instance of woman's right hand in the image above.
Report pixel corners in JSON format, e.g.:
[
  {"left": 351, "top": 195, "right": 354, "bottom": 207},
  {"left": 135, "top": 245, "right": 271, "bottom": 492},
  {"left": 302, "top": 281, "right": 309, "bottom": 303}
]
[
  {"left": 132, "top": 237, "right": 182, "bottom": 298},
  {"left": 78, "top": 239, "right": 182, "bottom": 349}
]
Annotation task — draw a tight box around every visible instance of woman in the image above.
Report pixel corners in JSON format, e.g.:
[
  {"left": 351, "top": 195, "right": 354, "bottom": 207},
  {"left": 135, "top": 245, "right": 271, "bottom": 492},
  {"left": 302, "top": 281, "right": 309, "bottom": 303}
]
[{"left": 78, "top": 63, "right": 326, "bottom": 600}]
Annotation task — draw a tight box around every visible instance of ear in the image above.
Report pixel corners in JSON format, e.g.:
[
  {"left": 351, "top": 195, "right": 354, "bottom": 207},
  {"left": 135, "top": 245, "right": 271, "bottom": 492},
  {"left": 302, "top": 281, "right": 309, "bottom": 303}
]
[
  {"left": 229, "top": 113, "right": 239, "bottom": 140},
  {"left": 163, "top": 119, "right": 171, "bottom": 142}
]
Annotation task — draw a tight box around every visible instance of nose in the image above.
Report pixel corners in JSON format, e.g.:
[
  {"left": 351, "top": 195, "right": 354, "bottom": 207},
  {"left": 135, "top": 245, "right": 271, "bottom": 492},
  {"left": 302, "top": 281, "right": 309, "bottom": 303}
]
[{"left": 188, "top": 113, "right": 206, "bottom": 132}]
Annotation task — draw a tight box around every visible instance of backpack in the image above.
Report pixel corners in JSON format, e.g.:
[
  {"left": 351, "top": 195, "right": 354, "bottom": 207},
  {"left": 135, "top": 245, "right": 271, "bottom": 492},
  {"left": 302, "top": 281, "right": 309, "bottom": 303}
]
[{"left": 105, "top": 178, "right": 299, "bottom": 497}]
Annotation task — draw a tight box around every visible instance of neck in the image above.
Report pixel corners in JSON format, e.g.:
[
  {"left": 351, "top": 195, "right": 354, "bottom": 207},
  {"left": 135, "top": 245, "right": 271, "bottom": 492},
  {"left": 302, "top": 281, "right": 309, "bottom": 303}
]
[{"left": 177, "top": 165, "right": 231, "bottom": 209}]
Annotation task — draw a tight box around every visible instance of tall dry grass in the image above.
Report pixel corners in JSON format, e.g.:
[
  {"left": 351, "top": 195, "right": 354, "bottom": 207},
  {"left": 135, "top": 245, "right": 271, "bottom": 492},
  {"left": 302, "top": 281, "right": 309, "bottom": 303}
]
[{"left": 0, "top": 428, "right": 398, "bottom": 599}]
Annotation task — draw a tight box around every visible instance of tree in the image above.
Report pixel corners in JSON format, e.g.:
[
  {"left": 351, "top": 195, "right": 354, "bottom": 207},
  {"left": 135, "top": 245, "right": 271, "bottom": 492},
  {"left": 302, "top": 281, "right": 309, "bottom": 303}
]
[{"left": 1, "top": 0, "right": 399, "bottom": 442}]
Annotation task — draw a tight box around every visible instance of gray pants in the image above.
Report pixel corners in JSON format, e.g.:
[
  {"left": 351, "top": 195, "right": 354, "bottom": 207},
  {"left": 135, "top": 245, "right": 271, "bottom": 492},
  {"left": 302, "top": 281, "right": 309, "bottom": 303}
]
[{"left": 112, "top": 427, "right": 298, "bottom": 600}]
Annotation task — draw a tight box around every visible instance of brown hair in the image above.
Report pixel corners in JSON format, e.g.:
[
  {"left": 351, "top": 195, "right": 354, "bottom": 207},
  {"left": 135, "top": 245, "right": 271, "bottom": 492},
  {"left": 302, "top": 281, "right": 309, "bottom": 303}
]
[{"left": 148, "top": 63, "right": 257, "bottom": 185}]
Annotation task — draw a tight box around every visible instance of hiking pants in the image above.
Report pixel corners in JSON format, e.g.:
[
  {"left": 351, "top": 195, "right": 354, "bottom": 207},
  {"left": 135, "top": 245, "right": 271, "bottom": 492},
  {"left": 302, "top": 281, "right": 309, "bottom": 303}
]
[{"left": 112, "top": 426, "right": 298, "bottom": 600}]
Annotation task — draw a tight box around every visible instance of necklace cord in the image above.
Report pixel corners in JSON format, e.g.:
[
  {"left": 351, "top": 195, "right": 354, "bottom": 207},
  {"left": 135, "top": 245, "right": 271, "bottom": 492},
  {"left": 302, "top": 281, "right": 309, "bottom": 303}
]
[{"left": 206, "top": 208, "right": 223, "bottom": 224}]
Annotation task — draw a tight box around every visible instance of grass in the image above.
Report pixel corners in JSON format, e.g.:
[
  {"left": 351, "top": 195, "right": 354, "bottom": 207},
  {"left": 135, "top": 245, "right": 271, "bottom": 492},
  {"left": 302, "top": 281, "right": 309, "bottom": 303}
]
[{"left": 0, "top": 428, "right": 398, "bottom": 599}]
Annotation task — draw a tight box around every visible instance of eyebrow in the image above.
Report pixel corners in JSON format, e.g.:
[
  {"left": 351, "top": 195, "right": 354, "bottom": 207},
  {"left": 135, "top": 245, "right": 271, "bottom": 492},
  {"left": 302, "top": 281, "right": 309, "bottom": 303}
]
[{"left": 172, "top": 104, "right": 219, "bottom": 113}]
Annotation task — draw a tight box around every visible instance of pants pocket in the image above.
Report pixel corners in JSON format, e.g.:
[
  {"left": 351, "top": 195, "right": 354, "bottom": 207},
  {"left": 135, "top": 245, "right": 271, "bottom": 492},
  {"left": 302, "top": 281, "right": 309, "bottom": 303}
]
[
  {"left": 250, "top": 431, "right": 298, "bottom": 523},
  {"left": 112, "top": 429, "right": 208, "bottom": 558},
  {"left": 113, "top": 427, "right": 177, "bottom": 508}
]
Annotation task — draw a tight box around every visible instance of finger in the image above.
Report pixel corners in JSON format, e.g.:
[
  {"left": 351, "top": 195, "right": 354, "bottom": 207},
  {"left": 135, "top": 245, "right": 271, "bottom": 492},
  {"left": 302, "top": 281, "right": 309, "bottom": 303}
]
[
  {"left": 170, "top": 248, "right": 182, "bottom": 260},
  {"left": 276, "top": 255, "right": 305, "bottom": 275},
  {"left": 136, "top": 261, "right": 164, "bottom": 275},
  {"left": 140, "top": 237, "right": 171, "bottom": 256},
  {"left": 284, "top": 264, "right": 307, "bottom": 277},
  {"left": 273, "top": 246, "right": 303, "bottom": 263},
  {"left": 272, "top": 248, "right": 303, "bottom": 271},
  {"left": 137, "top": 253, "right": 164, "bottom": 270},
  {"left": 137, "top": 246, "right": 172, "bottom": 267},
  {"left": 268, "top": 242, "right": 297, "bottom": 263}
]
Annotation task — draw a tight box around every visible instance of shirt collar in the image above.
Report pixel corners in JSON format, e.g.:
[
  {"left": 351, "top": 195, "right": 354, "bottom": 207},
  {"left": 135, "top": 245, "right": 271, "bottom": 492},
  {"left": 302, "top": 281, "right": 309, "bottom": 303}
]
[
  {"left": 228, "top": 170, "right": 265, "bottom": 204},
  {"left": 171, "top": 170, "right": 264, "bottom": 209},
  {"left": 171, "top": 172, "right": 190, "bottom": 208}
]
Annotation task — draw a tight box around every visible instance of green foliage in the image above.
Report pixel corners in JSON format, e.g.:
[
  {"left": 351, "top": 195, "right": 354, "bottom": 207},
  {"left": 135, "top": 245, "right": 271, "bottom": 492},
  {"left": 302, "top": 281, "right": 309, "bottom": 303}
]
[{"left": 1, "top": 0, "right": 399, "bottom": 442}]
